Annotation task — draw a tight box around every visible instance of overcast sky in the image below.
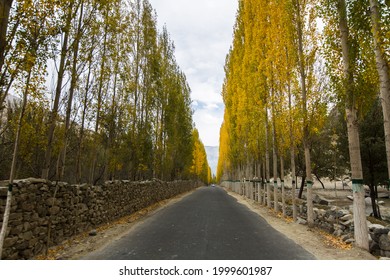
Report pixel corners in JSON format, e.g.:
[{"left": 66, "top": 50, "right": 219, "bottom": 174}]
[{"left": 148, "top": 0, "right": 238, "bottom": 147}]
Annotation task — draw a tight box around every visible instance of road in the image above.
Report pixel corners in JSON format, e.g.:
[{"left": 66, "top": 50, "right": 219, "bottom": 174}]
[{"left": 82, "top": 186, "right": 315, "bottom": 260}]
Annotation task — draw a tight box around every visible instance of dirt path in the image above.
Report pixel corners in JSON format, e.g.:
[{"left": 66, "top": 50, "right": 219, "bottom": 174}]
[{"left": 35, "top": 187, "right": 377, "bottom": 260}]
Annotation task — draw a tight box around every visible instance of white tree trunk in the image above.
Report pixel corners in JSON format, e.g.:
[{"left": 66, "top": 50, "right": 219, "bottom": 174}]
[
  {"left": 347, "top": 108, "right": 369, "bottom": 250},
  {"left": 265, "top": 110, "right": 271, "bottom": 208},
  {"left": 305, "top": 145, "right": 314, "bottom": 226},
  {"left": 338, "top": 0, "right": 369, "bottom": 250},
  {"left": 272, "top": 102, "right": 278, "bottom": 212},
  {"left": 281, "top": 156, "right": 286, "bottom": 217}
]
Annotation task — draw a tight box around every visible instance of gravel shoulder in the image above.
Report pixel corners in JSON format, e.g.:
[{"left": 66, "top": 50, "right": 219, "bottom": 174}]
[{"left": 36, "top": 187, "right": 377, "bottom": 260}]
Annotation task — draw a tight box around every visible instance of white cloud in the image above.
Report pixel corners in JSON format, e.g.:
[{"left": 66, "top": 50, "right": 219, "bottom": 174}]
[
  {"left": 149, "top": 0, "right": 238, "bottom": 147},
  {"left": 193, "top": 107, "right": 223, "bottom": 146}
]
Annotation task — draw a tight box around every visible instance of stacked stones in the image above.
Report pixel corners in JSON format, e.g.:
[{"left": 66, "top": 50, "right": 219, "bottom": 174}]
[
  {"left": 299, "top": 203, "right": 390, "bottom": 258},
  {"left": 369, "top": 224, "right": 390, "bottom": 258},
  {"left": 0, "top": 178, "right": 199, "bottom": 259}
]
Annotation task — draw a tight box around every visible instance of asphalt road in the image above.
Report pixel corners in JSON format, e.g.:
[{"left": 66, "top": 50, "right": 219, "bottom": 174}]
[{"left": 82, "top": 186, "right": 315, "bottom": 260}]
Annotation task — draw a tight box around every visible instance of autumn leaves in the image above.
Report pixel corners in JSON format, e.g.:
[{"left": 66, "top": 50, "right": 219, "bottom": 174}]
[{"left": 217, "top": 0, "right": 389, "bottom": 251}]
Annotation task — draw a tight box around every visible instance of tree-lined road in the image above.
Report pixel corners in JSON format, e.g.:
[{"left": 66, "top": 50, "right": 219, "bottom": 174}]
[{"left": 83, "top": 186, "right": 315, "bottom": 260}]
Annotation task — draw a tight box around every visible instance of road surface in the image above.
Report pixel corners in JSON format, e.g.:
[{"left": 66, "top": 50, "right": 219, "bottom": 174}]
[{"left": 82, "top": 186, "right": 315, "bottom": 260}]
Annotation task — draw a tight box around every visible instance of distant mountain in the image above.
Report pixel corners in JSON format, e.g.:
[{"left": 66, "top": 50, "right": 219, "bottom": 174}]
[{"left": 205, "top": 146, "right": 219, "bottom": 177}]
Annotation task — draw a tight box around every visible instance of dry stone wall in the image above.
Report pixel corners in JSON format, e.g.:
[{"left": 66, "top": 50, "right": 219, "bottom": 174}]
[{"left": 0, "top": 178, "right": 199, "bottom": 259}]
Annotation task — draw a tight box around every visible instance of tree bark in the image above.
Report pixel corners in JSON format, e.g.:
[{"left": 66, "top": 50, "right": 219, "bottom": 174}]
[
  {"left": 0, "top": 0, "right": 13, "bottom": 78},
  {"left": 314, "top": 173, "right": 325, "bottom": 189},
  {"left": 298, "top": 175, "right": 306, "bottom": 199},
  {"left": 265, "top": 107, "right": 271, "bottom": 208},
  {"left": 338, "top": 0, "right": 369, "bottom": 250},
  {"left": 288, "top": 63, "right": 297, "bottom": 221},
  {"left": 272, "top": 90, "right": 278, "bottom": 212},
  {"left": 281, "top": 156, "right": 286, "bottom": 217},
  {"left": 295, "top": 0, "right": 313, "bottom": 226}
]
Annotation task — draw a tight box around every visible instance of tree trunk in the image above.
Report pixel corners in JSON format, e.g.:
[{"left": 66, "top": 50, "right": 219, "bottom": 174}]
[
  {"left": 0, "top": 68, "right": 31, "bottom": 259},
  {"left": 314, "top": 173, "right": 325, "bottom": 189},
  {"left": 281, "top": 156, "right": 286, "bottom": 217},
  {"left": 338, "top": 0, "right": 369, "bottom": 250},
  {"left": 265, "top": 108, "right": 271, "bottom": 208},
  {"left": 0, "top": 0, "right": 13, "bottom": 77},
  {"left": 369, "top": 185, "right": 379, "bottom": 218},
  {"left": 272, "top": 93, "right": 278, "bottom": 212},
  {"left": 374, "top": 185, "right": 382, "bottom": 219},
  {"left": 90, "top": 19, "right": 109, "bottom": 185},
  {"left": 370, "top": 0, "right": 390, "bottom": 186},
  {"left": 58, "top": 0, "right": 84, "bottom": 181},
  {"left": 298, "top": 175, "right": 305, "bottom": 199},
  {"left": 263, "top": 157, "right": 266, "bottom": 205},
  {"left": 305, "top": 146, "right": 314, "bottom": 226},
  {"left": 42, "top": 2, "right": 74, "bottom": 180},
  {"left": 76, "top": 36, "right": 94, "bottom": 183},
  {"left": 295, "top": 0, "right": 313, "bottom": 226},
  {"left": 288, "top": 65, "right": 297, "bottom": 221}
]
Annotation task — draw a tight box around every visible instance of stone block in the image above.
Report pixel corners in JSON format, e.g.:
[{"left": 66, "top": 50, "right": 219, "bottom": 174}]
[
  {"left": 340, "top": 214, "right": 352, "bottom": 221},
  {"left": 28, "top": 238, "right": 38, "bottom": 248},
  {"left": 9, "top": 212, "right": 23, "bottom": 221},
  {"left": 4, "top": 236, "right": 19, "bottom": 248},
  {"left": 379, "top": 234, "right": 390, "bottom": 251},
  {"left": 9, "top": 224, "right": 23, "bottom": 235},
  {"left": 49, "top": 206, "right": 60, "bottom": 215},
  {"left": 21, "top": 203, "right": 35, "bottom": 212},
  {"left": 15, "top": 241, "right": 29, "bottom": 250},
  {"left": 19, "top": 231, "right": 33, "bottom": 241}
]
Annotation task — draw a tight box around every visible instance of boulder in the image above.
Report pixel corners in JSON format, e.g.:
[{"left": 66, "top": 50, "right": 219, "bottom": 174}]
[
  {"left": 296, "top": 217, "right": 307, "bottom": 225},
  {"left": 341, "top": 234, "right": 353, "bottom": 242},
  {"left": 368, "top": 224, "right": 385, "bottom": 231},
  {"left": 341, "top": 219, "right": 353, "bottom": 227},
  {"left": 340, "top": 214, "right": 353, "bottom": 221},
  {"left": 313, "top": 195, "right": 332, "bottom": 205},
  {"left": 379, "top": 234, "right": 390, "bottom": 251},
  {"left": 380, "top": 250, "right": 390, "bottom": 258},
  {"left": 370, "top": 228, "right": 390, "bottom": 243},
  {"left": 369, "top": 241, "right": 380, "bottom": 254},
  {"left": 345, "top": 238, "right": 355, "bottom": 244},
  {"left": 336, "top": 209, "right": 350, "bottom": 218},
  {"left": 326, "top": 215, "right": 336, "bottom": 223}
]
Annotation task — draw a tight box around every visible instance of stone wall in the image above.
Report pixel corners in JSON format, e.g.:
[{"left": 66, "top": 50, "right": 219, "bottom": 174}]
[{"left": 0, "top": 178, "right": 199, "bottom": 260}]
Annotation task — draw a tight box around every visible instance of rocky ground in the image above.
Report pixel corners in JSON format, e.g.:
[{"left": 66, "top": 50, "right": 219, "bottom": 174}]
[{"left": 35, "top": 187, "right": 383, "bottom": 260}]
